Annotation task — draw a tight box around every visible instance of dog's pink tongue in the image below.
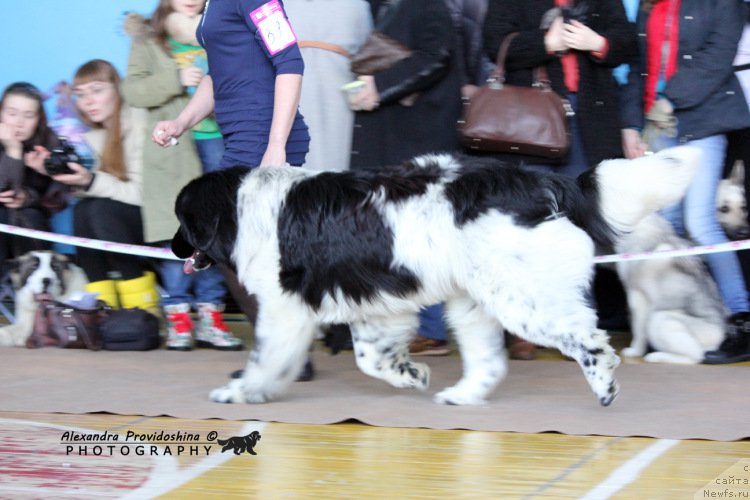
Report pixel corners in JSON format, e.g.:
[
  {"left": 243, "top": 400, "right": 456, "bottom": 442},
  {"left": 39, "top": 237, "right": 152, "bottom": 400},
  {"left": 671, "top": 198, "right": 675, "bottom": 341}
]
[
  {"left": 184, "top": 258, "right": 195, "bottom": 275},
  {"left": 34, "top": 292, "right": 52, "bottom": 301}
]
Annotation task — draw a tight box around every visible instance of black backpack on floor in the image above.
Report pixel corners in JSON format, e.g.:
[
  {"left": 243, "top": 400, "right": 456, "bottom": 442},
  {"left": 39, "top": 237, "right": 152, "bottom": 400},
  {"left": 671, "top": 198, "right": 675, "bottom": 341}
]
[{"left": 100, "top": 308, "right": 161, "bottom": 351}]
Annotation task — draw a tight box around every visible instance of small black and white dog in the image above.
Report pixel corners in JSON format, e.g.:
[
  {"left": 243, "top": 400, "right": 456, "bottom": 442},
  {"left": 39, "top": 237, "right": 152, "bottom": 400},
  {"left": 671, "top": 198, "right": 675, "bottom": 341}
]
[
  {"left": 172, "top": 147, "right": 699, "bottom": 406},
  {"left": 0, "top": 251, "right": 88, "bottom": 347}
]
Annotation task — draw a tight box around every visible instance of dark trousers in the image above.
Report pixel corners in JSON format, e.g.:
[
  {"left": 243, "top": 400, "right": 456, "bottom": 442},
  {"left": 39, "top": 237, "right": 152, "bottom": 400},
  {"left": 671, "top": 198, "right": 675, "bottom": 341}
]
[{"left": 73, "top": 198, "right": 145, "bottom": 281}]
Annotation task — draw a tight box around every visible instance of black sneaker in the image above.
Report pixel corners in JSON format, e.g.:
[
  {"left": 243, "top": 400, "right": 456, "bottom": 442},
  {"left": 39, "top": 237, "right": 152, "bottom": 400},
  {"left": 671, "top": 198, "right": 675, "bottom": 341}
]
[{"left": 704, "top": 312, "right": 750, "bottom": 364}]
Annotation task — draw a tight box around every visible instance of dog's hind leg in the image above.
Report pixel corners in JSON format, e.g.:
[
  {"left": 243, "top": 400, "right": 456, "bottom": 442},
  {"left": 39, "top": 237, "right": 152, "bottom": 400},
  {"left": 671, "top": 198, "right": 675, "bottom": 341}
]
[
  {"left": 644, "top": 312, "right": 720, "bottom": 364},
  {"left": 434, "top": 296, "right": 506, "bottom": 405},
  {"left": 553, "top": 325, "right": 621, "bottom": 407},
  {"left": 350, "top": 313, "right": 430, "bottom": 391},
  {"left": 491, "top": 292, "right": 620, "bottom": 406},
  {"left": 209, "top": 296, "right": 316, "bottom": 404}
]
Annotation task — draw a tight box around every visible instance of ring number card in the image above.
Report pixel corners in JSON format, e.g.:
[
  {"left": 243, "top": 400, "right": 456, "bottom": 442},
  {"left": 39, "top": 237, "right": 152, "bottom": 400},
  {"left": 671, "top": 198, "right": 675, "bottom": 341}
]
[{"left": 250, "top": 0, "right": 297, "bottom": 55}]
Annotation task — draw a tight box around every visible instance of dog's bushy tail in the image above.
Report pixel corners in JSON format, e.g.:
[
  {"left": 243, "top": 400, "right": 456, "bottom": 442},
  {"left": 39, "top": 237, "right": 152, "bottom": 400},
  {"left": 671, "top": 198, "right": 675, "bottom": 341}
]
[{"left": 587, "top": 146, "right": 700, "bottom": 237}]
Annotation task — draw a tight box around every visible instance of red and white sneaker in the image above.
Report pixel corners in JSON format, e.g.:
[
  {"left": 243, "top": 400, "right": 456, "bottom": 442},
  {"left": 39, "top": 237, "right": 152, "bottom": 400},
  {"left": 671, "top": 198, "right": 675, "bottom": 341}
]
[
  {"left": 165, "top": 303, "right": 194, "bottom": 351},
  {"left": 195, "top": 303, "right": 243, "bottom": 351}
]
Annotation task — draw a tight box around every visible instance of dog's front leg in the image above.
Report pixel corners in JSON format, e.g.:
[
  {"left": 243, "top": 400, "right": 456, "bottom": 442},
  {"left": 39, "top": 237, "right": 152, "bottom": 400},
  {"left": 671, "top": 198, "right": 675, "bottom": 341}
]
[
  {"left": 621, "top": 289, "right": 649, "bottom": 358},
  {"left": 210, "top": 296, "right": 315, "bottom": 404},
  {"left": 351, "top": 314, "right": 430, "bottom": 391},
  {"left": 434, "top": 297, "right": 506, "bottom": 405},
  {"left": 0, "top": 304, "right": 36, "bottom": 347}
]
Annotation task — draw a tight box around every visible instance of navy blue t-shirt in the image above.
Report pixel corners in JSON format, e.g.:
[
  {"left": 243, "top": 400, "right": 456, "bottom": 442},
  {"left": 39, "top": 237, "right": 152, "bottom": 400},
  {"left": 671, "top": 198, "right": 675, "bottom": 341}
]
[{"left": 198, "top": 0, "right": 310, "bottom": 167}]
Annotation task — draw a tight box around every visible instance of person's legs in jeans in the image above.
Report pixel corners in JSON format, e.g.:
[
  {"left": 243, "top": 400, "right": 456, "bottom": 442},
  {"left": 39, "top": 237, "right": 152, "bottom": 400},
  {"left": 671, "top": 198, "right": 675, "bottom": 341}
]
[
  {"left": 678, "top": 135, "right": 748, "bottom": 314},
  {"left": 160, "top": 257, "right": 197, "bottom": 350},
  {"left": 557, "top": 93, "right": 590, "bottom": 178},
  {"left": 410, "top": 303, "right": 450, "bottom": 355},
  {"left": 196, "top": 137, "right": 225, "bottom": 174}
]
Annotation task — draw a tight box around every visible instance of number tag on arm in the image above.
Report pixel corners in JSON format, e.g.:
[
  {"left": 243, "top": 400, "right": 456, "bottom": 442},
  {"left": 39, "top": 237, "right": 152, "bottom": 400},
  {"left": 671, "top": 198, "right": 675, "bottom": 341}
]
[{"left": 250, "top": 0, "right": 297, "bottom": 55}]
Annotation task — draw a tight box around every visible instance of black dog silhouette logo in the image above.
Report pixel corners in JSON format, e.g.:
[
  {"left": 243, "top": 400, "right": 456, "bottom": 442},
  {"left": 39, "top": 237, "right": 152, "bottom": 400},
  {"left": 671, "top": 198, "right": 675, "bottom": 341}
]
[{"left": 216, "top": 430, "right": 261, "bottom": 455}]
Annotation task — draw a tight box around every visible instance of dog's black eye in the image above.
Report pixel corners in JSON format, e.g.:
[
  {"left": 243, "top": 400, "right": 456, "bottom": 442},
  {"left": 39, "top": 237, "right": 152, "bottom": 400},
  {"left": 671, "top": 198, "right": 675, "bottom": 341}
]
[
  {"left": 719, "top": 206, "right": 730, "bottom": 214},
  {"left": 30, "top": 257, "right": 40, "bottom": 270}
]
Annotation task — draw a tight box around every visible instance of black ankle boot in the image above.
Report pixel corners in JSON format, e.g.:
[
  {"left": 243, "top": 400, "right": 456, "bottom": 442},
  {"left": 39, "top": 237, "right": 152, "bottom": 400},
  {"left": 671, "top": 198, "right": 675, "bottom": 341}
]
[{"left": 704, "top": 312, "right": 750, "bottom": 364}]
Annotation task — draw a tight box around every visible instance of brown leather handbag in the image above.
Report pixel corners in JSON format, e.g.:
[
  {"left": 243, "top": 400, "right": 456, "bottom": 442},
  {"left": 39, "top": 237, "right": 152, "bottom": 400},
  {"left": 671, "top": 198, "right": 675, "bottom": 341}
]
[
  {"left": 459, "top": 33, "right": 572, "bottom": 159},
  {"left": 350, "top": 31, "right": 413, "bottom": 75},
  {"left": 26, "top": 299, "right": 109, "bottom": 350}
]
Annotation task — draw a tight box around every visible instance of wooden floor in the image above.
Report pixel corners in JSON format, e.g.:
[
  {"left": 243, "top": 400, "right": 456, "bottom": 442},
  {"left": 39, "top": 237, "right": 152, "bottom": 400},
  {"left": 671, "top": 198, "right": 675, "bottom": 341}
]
[{"left": 1, "top": 320, "right": 748, "bottom": 499}]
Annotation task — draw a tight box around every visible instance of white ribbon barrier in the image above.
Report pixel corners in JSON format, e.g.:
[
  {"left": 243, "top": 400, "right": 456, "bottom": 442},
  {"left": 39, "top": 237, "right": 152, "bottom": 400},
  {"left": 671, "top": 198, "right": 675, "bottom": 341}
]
[
  {"left": 594, "top": 238, "right": 750, "bottom": 264},
  {"left": 2, "top": 223, "right": 750, "bottom": 265},
  {"left": 0, "top": 224, "right": 181, "bottom": 261}
]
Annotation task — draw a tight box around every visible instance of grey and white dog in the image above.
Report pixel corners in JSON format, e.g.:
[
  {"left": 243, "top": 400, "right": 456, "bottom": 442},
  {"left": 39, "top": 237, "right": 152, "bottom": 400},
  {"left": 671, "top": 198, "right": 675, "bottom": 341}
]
[{"left": 615, "top": 214, "right": 727, "bottom": 364}]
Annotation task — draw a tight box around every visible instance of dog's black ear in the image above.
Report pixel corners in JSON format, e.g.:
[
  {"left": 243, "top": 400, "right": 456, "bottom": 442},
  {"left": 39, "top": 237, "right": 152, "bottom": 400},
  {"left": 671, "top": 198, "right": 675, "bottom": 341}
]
[
  {"left": 171, "top": 229, "right": 194, "bottom": 258},
  {"left": 51, "top": 253, "right": 71, "bottom": 270}
]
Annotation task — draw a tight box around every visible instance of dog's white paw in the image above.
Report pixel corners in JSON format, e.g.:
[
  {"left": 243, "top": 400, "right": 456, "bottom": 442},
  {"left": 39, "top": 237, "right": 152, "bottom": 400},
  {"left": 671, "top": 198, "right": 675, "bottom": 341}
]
[
  {"left": 433, "top": 386, "right": 487, "bottom": 406},
  {"left": 621, "top": 347, "right": 644, "bottom": 358},
  {"left": 0, "top": 326, "right": 24, "bottom": 347},
  {"left": 592, "top": 379, "right": 619, "bottom": 407},
  {"left": 209, "top": 379, "right": 246, "bottom": 404},
  {"left": 390, "top": 361, "right": 430, "bottom": 390}
]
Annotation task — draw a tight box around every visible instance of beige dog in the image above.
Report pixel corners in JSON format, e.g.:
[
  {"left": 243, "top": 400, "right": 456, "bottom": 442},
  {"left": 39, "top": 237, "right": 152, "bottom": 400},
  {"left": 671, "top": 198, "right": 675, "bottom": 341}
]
[
  {"left": 716, "top": 160, "right": 750, "bottom": 241},
  {"left": 0, "top": 251, "right": 88, "bottom": 347}
]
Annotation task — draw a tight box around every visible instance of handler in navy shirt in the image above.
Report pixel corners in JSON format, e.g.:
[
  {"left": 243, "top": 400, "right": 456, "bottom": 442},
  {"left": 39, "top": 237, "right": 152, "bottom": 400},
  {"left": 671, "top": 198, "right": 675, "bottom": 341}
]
[{"left": 152, "top": 0, "right": 310, "bottom": 168}]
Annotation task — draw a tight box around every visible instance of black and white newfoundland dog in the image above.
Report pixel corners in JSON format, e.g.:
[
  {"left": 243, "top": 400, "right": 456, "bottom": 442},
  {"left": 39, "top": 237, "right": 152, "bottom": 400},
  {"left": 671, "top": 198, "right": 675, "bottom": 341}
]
[{"left": 172, "top": 147, "right": 699, "bottom": 407}]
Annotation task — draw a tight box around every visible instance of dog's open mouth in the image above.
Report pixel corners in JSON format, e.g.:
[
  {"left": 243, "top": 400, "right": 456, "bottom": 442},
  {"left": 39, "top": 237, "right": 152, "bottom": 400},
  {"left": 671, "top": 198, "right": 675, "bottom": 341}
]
[
  {"left": 184, "top": 250, "right": 212, "bottom": 274},
  {"left": 33, "top": 292, "right": 52, "bottom": 302}
]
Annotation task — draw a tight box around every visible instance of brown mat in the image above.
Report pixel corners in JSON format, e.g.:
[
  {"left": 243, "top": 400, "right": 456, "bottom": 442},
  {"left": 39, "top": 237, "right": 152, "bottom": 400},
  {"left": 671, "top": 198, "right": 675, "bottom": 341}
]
[{"left": 0, "top": 348, "right": 747, "bottom": 441}]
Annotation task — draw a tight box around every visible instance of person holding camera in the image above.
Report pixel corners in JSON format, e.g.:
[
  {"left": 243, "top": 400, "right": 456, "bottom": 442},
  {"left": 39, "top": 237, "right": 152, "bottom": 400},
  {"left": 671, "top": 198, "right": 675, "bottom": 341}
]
[
  {"left": 0, "top": 82, "right": 67, "bottom": 267},
  {"left": 31, "top": 59, "right": 160, "bottom": 311}
]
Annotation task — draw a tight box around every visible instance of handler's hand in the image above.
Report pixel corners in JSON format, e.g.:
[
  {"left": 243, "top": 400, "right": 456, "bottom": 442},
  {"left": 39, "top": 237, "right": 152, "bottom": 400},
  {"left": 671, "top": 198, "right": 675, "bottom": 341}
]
[{"left": 152, "top": 120, "right": 185, "bottom": 147}]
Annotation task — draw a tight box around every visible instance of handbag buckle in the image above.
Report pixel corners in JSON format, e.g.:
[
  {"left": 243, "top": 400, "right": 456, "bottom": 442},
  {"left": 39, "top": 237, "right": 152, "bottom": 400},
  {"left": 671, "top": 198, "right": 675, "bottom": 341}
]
[
  {"left": 486, "top": 77, "right": 504, "bottom": 90},
  {"left": 562, "top": 99, "right": 575, "bottom": 117}
]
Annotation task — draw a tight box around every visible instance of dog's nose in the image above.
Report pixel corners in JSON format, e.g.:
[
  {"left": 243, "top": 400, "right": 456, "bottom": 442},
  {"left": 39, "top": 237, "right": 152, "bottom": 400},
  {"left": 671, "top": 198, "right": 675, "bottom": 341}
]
[
  {"left": 733, "top": 227, "right": 750, "bottom": 241},
  {"left": 42, "top": 277, "right": 52, "bottom": 290}
]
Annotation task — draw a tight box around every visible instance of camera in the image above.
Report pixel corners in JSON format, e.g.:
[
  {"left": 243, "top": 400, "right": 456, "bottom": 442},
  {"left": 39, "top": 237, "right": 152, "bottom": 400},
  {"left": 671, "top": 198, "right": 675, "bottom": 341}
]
[
  {"left": 561, "top": 3, "right": 588, "bottom": 24},
  {"left": 44, "top": 137, "right": 80, "bottom": 176}
]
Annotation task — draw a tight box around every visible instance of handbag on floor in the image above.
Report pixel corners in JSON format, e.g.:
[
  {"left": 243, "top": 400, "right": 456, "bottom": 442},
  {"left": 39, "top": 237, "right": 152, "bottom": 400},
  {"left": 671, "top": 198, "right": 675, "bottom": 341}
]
[
  {"left": 459, "top": 32, "right": 572, "bottom": 158},
  {"left": 27, "top": 299, "right": 109, "bottom": 350}
]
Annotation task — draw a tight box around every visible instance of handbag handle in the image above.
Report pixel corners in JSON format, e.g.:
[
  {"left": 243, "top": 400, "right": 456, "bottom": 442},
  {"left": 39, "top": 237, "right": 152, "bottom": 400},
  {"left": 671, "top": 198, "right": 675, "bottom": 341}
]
[
  {"left": 489, "top": 32, "right": 552, "bottom": 89},
  {"left": 67, "top": 309, "right": 104, "bottom": 351}
]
